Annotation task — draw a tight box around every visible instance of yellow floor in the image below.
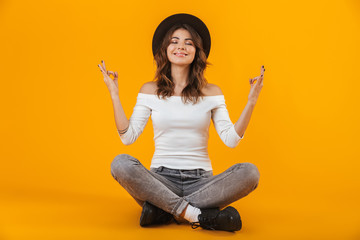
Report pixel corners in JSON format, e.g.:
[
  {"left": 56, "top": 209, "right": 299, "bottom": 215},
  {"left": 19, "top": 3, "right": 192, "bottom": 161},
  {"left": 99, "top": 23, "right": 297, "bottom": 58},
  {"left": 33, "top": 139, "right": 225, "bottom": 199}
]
[{"left": 1, "top": 186, "right": 359, "bottom": 240}]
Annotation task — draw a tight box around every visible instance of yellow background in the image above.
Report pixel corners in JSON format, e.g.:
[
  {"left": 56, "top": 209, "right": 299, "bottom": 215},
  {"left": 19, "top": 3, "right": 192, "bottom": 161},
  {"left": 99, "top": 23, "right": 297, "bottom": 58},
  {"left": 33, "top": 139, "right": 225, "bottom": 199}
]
[{"left": 1, "top": 0, "right": 359, "bottom": 239}]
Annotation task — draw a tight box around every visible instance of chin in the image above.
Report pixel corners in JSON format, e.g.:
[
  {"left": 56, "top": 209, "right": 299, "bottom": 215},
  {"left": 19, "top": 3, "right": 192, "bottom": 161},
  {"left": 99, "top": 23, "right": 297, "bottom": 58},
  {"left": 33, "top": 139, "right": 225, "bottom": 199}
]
[
  {"left": 171, "top": 61, "right": 192, "bottom": 66},
  {"left": 169, "top": 58, "right": 194, "bottom": 66}
]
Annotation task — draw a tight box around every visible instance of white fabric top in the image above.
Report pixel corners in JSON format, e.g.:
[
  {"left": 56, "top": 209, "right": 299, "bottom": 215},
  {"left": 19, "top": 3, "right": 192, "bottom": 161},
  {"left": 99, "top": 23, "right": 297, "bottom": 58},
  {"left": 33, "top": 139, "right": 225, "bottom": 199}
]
[{"left": 119, "top": 93, "right": 243, "bottom": 171}]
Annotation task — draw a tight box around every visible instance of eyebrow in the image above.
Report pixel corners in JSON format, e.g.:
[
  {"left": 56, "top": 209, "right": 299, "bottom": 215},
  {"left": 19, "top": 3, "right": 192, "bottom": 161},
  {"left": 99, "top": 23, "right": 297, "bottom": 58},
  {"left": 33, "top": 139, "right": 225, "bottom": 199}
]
[{"left": 171, "top": 37, "right": 193, "bottom": 41}]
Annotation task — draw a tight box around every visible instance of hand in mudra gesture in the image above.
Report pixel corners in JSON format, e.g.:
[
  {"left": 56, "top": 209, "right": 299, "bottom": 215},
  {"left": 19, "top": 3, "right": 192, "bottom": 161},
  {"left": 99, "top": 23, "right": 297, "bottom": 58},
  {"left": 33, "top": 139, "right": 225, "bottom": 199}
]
[
  {"left": 98, "top": 60, "right": 119, "bottom": 96},
  {"left": 248, "top": 65, "right": 265, "bottom": 104}
]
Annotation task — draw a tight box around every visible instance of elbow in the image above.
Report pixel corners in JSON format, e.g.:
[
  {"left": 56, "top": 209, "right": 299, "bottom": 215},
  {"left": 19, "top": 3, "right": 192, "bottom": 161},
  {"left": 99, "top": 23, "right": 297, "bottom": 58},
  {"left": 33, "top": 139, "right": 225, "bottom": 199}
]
[
  {"left": 120, "top": 135, "right": 136, "bottom": 145},
  {"left": 119, "top": 134, "right": 136, "bottom": 145},
  {"left": 222, "top": 137, "right": 240, "bottom": 148},
  {"left": 118, "top": 127, "right": 137, "bottom": 145},
  {"left": 225, "top": 135, "right": 242, "bottom": 148},
  {"left": 221, "top": 131, "right": 242, "bottom": 148},
  {"left": 226, "top": 141, "right": 240, "bottom": 148}
]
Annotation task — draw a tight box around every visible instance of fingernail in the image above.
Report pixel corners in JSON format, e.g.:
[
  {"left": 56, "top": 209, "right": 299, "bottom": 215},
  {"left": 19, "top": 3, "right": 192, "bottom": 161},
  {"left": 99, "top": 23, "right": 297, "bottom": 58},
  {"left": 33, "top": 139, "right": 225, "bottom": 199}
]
[
  {"left": 261, "top": 75, "right": 263, "bottom": 77},
  {"left": 101, "top": 60, "right": 103, "bottom": 63}
]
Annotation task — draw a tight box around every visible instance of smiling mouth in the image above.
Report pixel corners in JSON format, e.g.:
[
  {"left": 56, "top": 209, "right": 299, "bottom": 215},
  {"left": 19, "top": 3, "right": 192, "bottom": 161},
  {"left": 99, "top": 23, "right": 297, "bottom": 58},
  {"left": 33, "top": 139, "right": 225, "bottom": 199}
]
[{"left": 174, "top": 53, "right": 187, "bottom": 57}]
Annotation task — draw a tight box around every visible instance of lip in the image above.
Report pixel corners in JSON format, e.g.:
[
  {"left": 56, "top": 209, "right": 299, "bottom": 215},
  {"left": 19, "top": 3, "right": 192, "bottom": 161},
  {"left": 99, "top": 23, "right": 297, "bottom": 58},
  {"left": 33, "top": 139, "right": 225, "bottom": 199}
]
[{"left": 174, "top": 52, "right": 187, "bottom": 57}]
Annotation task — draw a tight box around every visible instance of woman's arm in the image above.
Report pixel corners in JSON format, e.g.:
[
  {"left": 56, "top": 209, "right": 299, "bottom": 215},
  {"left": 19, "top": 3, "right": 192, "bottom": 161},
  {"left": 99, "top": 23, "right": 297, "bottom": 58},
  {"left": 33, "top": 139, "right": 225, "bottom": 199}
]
[
  {"left": 234, "top": 65, "right": 265, "bottom": 138},
  {"left": 234, "top": 100, "right": 256, "bottom": 138},
  {"left": 98, "top": 60, "right": 149, "bottom": 144},
  {"left": 115, "top": 83, "right": 152, "bottom": 145},
  {"left": 211, "top": 99, "right": 243, "bottom": 148},
  {"left": 98, "top": 60, "right": 130, "bottom": 135},
  {"left": 111, "top": 93, "right": 130, "bottom": 135}
]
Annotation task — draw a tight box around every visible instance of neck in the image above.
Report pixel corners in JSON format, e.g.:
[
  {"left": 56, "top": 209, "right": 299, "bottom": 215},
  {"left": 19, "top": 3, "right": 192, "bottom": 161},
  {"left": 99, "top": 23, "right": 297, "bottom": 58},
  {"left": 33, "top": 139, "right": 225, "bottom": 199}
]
[{"left": 170, "top": 64, "right": 190, "bottom": 88}]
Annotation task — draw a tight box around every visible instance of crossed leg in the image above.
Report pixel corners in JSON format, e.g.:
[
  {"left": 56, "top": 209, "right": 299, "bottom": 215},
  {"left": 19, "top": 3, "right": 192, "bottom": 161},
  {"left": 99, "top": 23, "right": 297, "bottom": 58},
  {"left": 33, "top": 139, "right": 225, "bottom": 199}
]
[
  {"left": 110, "top": 154, "right": 260, "bottom": 218},
  {"left": 111, "top": 154, "right": 188, "bottom": 217},
  {"left": 182, "top": 162, "right": 260, "bottom": 209}
]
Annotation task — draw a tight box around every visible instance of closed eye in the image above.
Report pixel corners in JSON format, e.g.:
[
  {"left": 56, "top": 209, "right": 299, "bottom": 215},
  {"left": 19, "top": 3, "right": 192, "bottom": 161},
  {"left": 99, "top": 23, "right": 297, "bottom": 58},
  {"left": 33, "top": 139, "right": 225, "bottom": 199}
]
[{"left": 171, "top": 41, "right": 193, "bottom": 45}]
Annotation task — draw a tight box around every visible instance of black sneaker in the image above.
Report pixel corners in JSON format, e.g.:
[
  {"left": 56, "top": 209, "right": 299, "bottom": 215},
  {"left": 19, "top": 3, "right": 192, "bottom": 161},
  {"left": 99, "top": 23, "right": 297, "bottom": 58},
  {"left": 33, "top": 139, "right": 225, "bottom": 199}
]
[
  {"left": 139, "top": 201, "right": 174, "bottom": 227},
  {"left": 190, "top": 206, "right": 242, "bottom": 232}
]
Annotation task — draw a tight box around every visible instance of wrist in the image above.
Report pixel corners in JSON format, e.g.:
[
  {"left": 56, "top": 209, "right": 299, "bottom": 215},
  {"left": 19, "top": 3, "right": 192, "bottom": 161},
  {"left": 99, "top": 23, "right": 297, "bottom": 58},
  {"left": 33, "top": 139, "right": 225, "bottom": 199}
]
[{"left": 110, "top": 92, "right": 119, "bottom": 100}]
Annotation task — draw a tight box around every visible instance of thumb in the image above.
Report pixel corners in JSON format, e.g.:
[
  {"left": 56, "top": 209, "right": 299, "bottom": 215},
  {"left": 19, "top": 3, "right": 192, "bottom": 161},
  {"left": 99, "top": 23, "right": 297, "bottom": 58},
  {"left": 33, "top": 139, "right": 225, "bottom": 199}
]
[{"left": 250, "top": 78, "right": 256, "bottom": 86}]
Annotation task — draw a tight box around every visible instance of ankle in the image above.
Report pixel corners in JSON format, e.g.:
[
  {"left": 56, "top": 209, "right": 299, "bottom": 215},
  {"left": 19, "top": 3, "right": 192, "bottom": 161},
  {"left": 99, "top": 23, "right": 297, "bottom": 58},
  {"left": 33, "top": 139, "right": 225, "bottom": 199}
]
[
  {"left": 183, "top": 204, "right": 201, "bottom": 223},
  {"left": 180, "top": 205, "right": 188, "bottom": 219}
]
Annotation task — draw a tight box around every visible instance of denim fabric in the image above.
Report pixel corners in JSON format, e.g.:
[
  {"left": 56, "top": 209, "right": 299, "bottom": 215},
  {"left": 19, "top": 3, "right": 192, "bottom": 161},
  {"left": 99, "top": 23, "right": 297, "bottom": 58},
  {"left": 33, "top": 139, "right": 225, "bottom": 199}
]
[{"left": 110, "top": 154, "right": 260, "bottom": 218}]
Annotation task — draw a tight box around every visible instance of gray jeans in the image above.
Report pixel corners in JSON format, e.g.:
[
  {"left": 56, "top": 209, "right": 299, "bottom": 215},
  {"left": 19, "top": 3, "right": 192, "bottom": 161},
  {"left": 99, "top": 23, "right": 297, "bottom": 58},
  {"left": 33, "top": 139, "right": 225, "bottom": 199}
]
[{"left": 110, "top": 154, "right": 260, "bottom": 218}]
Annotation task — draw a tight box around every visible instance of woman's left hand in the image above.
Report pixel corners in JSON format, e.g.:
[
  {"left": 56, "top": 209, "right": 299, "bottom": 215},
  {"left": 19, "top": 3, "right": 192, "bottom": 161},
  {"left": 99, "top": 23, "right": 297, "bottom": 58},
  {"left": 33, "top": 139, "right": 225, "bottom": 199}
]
[{"left": 248, "top": 65, "right": 265, "bottom": 104}]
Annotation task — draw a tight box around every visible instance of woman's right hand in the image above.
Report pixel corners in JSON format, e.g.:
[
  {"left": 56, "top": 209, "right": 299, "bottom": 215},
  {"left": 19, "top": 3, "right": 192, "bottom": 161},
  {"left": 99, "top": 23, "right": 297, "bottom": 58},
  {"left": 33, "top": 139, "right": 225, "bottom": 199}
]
[{"left": 98, "top": 60, "right": 119, "bottom": 96}]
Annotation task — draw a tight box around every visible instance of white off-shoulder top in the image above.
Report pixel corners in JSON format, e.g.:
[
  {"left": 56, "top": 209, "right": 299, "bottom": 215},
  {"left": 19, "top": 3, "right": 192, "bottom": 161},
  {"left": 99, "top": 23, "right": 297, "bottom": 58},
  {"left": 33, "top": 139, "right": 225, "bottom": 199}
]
[{"left": 119, "top": 93, "right": 243, "bottom": 171}]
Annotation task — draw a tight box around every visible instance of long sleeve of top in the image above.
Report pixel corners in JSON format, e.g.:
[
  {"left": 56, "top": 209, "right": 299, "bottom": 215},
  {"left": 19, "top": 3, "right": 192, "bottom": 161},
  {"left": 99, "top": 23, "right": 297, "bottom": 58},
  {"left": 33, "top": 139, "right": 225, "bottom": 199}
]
[
  {"left": 211, "top": 99, "right": 243, "bottom": 148},
  {"left": 119, "top": 95, "right": 151, "bottom": 145},
  {"left": 118, "top": 93, "right": 244, "bottom": 171}
]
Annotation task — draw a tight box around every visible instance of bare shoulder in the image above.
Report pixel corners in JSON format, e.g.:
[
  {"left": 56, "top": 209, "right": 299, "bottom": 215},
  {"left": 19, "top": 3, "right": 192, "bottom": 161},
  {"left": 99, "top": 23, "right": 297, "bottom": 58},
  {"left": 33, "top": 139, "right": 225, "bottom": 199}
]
[
  {"left": 139, "top": 81, "right": 157, "bottom": 94},
  {"left": 202, "top": 83, "right": 223, "bottom": 96}
]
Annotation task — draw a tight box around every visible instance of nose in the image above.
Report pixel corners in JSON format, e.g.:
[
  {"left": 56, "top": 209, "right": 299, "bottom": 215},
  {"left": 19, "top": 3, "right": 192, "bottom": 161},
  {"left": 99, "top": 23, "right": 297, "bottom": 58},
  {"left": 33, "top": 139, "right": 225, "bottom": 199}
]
[{"left": 178, "top": 42, "right": 185, "bottom": 50}]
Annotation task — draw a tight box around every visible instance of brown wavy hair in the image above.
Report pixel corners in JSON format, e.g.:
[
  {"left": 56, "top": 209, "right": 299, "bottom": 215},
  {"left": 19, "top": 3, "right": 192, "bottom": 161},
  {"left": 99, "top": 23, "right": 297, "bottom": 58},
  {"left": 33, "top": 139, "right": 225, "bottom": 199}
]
[{"left": 152, "top": 23, "right": 212, "bottom": 104}]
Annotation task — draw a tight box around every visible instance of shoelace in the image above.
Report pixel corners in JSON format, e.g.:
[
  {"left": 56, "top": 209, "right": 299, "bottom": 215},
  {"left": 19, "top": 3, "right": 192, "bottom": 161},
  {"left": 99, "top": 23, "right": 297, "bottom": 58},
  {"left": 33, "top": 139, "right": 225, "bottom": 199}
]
[
  {"left": 190, "top": 222, "right": 201, "bottom": 229},
  {"left": 191, "top": 222, "right": 216, "bottom": 230},
  {"left": 190, "top": 216, "right": 217, "bottom": 230}
]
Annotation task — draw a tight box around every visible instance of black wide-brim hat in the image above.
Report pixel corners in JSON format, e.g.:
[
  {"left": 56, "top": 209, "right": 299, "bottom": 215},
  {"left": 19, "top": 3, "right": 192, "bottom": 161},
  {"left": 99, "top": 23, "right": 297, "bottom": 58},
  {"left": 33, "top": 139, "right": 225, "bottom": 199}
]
[{"left": 152, "top": 13, "right": 211, "bottom": 59}]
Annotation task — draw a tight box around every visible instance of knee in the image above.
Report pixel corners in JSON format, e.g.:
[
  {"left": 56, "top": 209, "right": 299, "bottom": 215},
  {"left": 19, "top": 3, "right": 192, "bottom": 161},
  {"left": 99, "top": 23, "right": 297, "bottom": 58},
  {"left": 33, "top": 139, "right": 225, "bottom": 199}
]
[
  {"left": 110, "top": 154, "right": 138, "bottom": 179},
  {"left": 244, "top": 162, "right": 260, "bottom": 188},
  {"left": 234, "top": 162, "right": 260, "bottom": 186}
]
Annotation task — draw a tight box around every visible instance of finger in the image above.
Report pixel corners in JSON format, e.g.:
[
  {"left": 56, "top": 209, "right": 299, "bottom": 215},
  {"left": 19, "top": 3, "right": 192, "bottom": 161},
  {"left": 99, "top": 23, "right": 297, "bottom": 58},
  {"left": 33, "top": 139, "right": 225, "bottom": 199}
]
[
  {"left": 99, "top": 66, "right": 108, "bottom": 78},
  {"left": 260, "top": 67, "right": 265, "bottom": 83},
  {"left": 107, "top": 70, "right": 115, "bottom": 76},
  {"left": 109, "top": 71, "right": 117, "bottom": 79},
  {"left": 98, "top": 65, "right": 106, "bottom": 81},
  {"left": 101, "top": 60, "right": 107, "bottom": 72},
  {"left": 115, "top": 71, "right": 118, "bottom": 79},
  {"left": 98, "top": 64, "right": 104, "bottom": 73},
  {"left": 258, "top": 77, "right": 264, "bottom": 85},
  {"left": 98, "top": 65, "right": 110, "bottom": 80}
]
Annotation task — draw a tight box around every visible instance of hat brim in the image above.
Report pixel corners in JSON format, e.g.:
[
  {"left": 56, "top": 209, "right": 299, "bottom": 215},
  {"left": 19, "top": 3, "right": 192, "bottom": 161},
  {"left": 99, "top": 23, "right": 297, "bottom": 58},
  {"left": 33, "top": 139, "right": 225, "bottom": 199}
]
[{"left": 152, "top": 13, "right": 211, "bottom": 59}]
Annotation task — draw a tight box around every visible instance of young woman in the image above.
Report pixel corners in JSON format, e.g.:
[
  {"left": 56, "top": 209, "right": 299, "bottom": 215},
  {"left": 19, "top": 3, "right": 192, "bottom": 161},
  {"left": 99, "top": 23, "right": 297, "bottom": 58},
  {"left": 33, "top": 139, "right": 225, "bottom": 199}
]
[{"left": 98, "top": 13, "right": 265, "bottom": 232}]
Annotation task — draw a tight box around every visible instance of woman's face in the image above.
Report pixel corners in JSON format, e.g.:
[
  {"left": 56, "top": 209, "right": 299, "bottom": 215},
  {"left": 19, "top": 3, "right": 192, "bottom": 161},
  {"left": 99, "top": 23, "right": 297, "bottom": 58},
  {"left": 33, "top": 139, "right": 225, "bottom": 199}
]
[{"left": 166, "top": 28, "right": 196, "bottom": 66}]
